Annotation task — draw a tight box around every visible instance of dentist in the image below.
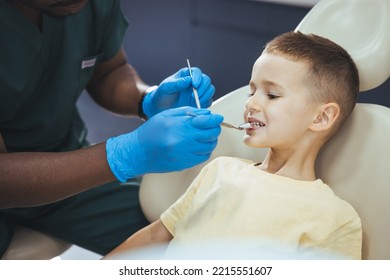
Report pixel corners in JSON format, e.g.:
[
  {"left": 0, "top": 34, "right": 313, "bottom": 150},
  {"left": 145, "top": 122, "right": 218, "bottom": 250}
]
[{"left": 0, "top": 0, "right": 222, "bottom": 257}]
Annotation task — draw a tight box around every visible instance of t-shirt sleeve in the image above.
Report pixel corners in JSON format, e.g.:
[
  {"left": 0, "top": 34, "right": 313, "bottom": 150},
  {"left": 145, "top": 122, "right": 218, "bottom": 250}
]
[
  {"left": 311, "top": 216, "right": 362, "bottom": 259},
  {"left": 160, "top": 163, "right": 212, "bottom": 236}
]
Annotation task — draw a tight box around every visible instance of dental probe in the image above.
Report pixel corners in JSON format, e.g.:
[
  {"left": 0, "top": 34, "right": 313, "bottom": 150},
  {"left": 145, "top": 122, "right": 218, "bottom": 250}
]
[{"left": 186, "top": 59, "right": 202, "bottom": 109}]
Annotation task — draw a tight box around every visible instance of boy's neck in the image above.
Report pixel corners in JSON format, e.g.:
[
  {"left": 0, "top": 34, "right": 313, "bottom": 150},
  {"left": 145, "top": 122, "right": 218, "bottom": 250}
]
[{"left": 257, "top": 148, "right": 319, "bottom": 181}]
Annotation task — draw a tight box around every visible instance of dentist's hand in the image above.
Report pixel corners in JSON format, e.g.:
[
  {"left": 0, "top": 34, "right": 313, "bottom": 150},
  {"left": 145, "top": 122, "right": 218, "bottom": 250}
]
[
  {"left": 106, "top": 107, "right": 223, "bottom": 182},
  {"left": 142, "top": 67, "right": 215, "bottom": 118}
]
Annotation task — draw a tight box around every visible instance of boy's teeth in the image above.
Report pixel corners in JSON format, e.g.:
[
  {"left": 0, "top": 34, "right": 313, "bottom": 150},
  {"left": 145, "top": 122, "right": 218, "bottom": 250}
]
[{"left": 250, "top": 122, "right": 264, "bottom": 127}]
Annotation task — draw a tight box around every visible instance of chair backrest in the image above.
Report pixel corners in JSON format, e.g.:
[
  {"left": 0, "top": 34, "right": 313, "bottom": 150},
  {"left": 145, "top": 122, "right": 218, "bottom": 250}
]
[
  {"left": 296, "top": 0, "right": 390, "bottom": 92},
  {"left": 140, "top": 85, "right": 390, "bottom": 260}
]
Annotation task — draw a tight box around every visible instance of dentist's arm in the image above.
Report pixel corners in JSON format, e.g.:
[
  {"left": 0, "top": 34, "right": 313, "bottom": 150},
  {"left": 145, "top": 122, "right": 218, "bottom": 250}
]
[
  {"left": 86, "top": 47, "right": 150, "bottom": 116},
  {"left": 0, "top": 134, "right": 116, "bottom": 208}
]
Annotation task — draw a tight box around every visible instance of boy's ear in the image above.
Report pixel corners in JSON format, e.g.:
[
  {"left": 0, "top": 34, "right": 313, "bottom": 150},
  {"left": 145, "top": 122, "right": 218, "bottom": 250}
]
[{"left": 310, "top": 102, "right": 340, "bottom": 132}]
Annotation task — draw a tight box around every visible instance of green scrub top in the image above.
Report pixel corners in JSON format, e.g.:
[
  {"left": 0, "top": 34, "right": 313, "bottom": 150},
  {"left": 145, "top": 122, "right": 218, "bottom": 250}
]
[{"left": 0, "top": 0, "right": 128, "bottom": 152}]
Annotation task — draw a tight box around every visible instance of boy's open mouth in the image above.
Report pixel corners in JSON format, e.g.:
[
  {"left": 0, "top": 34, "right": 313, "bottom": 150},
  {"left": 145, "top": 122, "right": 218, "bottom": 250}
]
[
  {"left": 249, "top": 121, "right": 265, "bottom": 127},
  {"left": 247, "top": 117, "right": 265, "bottom": 127}
]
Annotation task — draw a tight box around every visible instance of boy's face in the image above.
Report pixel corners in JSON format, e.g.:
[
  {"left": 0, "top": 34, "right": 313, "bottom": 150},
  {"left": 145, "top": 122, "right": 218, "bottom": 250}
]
[{"left": 243, "top": 53, "right": 320, "bottom": 149}]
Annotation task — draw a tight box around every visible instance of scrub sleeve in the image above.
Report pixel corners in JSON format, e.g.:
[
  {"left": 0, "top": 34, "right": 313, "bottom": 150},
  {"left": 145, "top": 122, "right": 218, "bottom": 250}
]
[{"left": 0, "top": 0, "right": 149, "bottom": 257}]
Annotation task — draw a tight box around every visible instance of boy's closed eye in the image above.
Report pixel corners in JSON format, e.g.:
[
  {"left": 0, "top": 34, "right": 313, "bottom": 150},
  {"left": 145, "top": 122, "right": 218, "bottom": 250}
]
[
  {"left": 247, "top": 91, "right": 280, "bottom": 99},
  {"left": 267, "top": 92, "right": 280, "bottom": 99}
]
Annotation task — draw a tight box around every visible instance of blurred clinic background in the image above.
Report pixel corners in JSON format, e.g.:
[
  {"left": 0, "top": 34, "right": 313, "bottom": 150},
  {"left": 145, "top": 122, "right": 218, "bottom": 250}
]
[{"left": 77, "top": 0, "right": 390, "bottom": 144}]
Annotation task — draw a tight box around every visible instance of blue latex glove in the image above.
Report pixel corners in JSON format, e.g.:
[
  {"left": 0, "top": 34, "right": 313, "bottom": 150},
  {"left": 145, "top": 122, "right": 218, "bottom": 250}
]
[
  {"left": 142, "top": 67, "right": 215, "bottom": 118},
  {"left": 106, "top": 107, "right": 223, "bottom": 182}
]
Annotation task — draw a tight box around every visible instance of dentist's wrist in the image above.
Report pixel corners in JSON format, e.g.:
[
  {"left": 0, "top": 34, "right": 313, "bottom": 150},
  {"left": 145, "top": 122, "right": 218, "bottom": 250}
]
[
  {"left": 106, "top": 132, "right": 145, "bottom": 182},
  {"left": 138, "top": 85, "right": 158, "bottom": 120}
]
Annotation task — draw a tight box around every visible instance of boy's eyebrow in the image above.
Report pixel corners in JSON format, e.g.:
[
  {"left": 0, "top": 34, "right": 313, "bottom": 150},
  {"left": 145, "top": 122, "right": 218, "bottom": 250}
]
[
  {"left": 250, "top": 79, "right": 286, "bottom": 92},
  {"left": 249, "top": 79, "right": 285, "bottom": 92},
  {"left": 261, "top": 80, "right": 285, "bottom": 90}
]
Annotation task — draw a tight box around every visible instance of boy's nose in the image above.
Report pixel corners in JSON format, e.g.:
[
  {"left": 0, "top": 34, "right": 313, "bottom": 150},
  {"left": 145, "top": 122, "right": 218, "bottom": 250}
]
[{"left": 245, "top": 95, "right": 262, "bottom": 113}]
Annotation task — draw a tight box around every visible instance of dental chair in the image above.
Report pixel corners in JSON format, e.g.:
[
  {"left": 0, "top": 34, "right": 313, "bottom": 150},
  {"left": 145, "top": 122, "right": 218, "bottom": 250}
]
[{"left": 3, "top": 0, "right": 389, "bottom": 260}]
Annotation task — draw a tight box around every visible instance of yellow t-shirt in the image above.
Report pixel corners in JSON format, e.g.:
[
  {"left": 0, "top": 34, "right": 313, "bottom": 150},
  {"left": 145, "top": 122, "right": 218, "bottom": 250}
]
[{"left": 161, "top": 157, "right": 362, "bottom": 259}]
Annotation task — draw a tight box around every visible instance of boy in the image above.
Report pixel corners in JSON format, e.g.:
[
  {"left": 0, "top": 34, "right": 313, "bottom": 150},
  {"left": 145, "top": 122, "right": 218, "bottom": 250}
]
[{"left": 105, "top": 31, "right": 362, "bottom": 259}]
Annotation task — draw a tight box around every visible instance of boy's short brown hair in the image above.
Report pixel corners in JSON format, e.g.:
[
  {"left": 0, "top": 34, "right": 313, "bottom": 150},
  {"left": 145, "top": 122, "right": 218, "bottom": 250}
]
[{"left": 264, "top": 31, "right": 359, "bottom": 137}]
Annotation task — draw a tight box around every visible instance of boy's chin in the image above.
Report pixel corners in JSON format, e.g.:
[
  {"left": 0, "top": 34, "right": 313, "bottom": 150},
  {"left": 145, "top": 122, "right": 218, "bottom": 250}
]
[{"left": 243, "top": 137, "right": 265, "bottom": 149}]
